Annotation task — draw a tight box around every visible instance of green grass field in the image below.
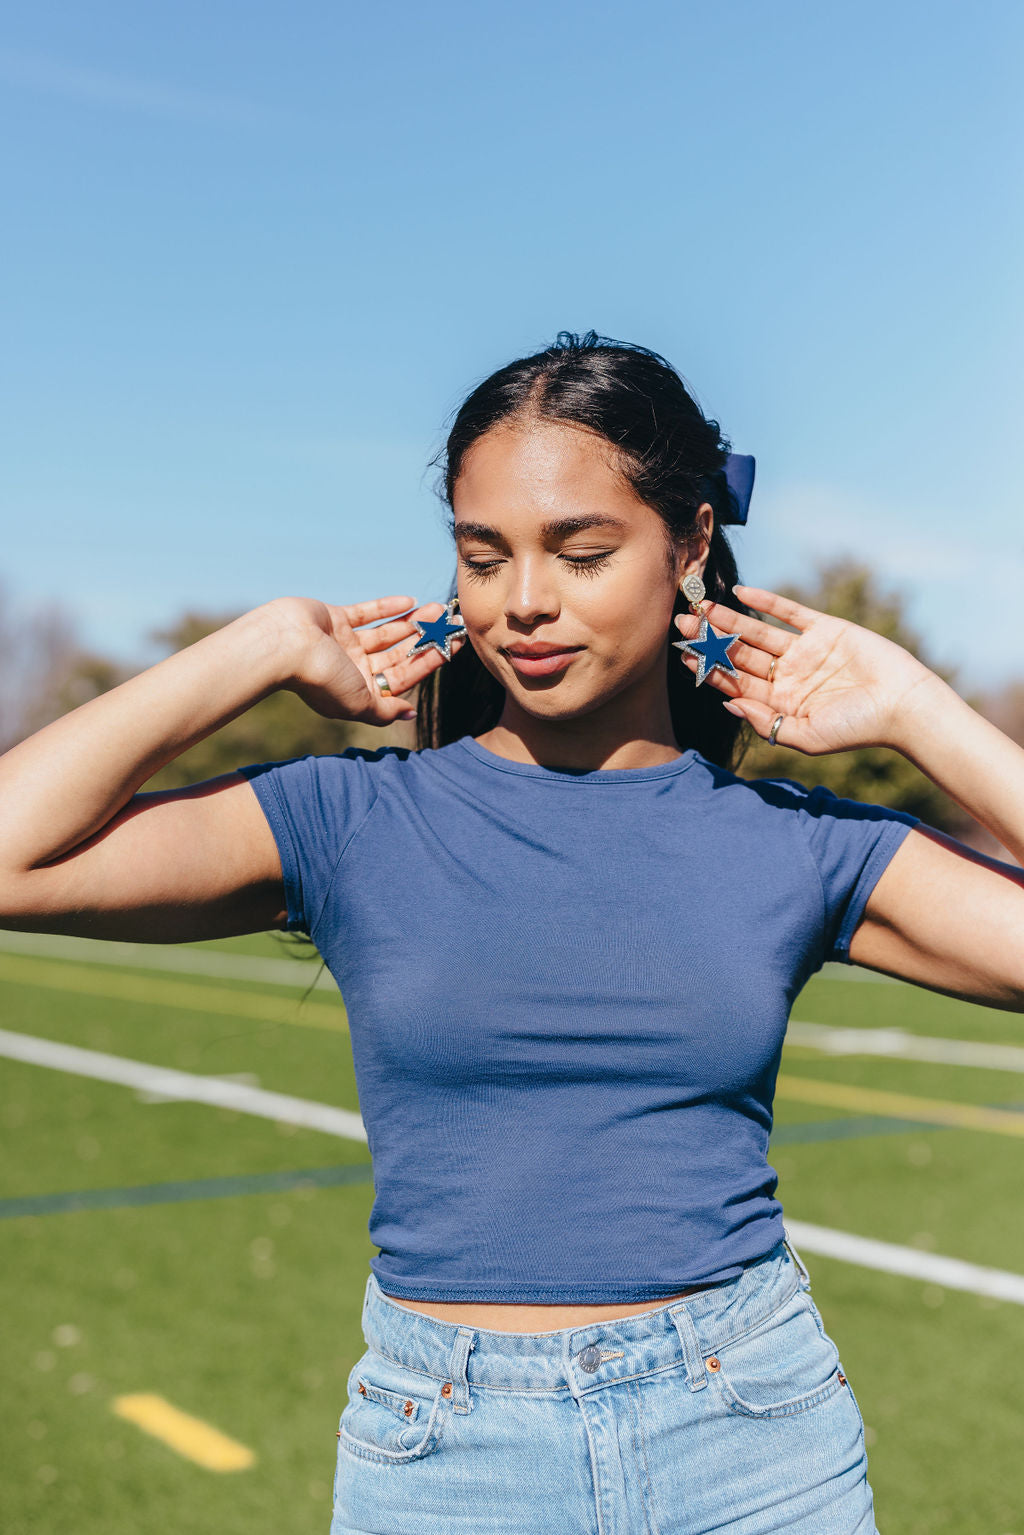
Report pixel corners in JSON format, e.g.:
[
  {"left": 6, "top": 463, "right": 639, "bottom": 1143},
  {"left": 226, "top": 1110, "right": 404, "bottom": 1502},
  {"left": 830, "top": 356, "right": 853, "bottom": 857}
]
[{"left": 2, "top": 932, "right": 1023, "bottom": 1535}]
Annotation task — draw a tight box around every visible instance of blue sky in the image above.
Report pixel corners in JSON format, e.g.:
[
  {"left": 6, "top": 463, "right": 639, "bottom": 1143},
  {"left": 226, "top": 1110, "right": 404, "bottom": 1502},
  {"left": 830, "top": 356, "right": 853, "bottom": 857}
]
[{"left": 1, "top": 1, "right": 1021, "bottom": 690}]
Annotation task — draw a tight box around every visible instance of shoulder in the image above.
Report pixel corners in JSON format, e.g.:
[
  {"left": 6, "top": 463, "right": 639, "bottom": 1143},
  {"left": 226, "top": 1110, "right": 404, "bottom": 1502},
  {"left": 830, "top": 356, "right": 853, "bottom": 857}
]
[
  {"left": 236, "top": 740, "right": 474, "bottom": 805},
  {"left": 235, "top": 744, "right": 416, "bottom": 825},
  {"left": 685, "top": 752, "right": 920, "bottom": 833},
  {"left": 685, "top": 751, "right": 823, "bottom": 815},
  {"left": 238, "top": 743, "right": 416, "bottom": 785}
]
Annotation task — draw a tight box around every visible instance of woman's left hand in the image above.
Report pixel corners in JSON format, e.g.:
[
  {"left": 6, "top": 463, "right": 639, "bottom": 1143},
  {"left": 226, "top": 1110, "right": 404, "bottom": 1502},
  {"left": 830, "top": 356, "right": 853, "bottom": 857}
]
[{"left": 673, "top": 583, "right": 942, "bottom": 755}]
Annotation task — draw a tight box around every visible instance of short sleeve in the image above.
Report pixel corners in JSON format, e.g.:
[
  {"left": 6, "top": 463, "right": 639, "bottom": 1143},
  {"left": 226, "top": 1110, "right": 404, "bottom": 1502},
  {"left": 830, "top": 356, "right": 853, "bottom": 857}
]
[
  {"left": 772, "top": 778, "right": 921, "bottom": 965},
  {"left": 237, "top": 749, "right": 386, "bottom": 937}
]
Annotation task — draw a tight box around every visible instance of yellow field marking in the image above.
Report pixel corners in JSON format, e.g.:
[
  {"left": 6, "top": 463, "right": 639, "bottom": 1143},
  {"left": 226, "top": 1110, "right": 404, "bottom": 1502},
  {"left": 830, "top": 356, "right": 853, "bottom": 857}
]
[
  {"left": 776, "top": 1072, "right": 1024, "bottom": 1138},
  {"left": 112, "top": 1393, "right": 255, "bottom": 1471},
  {"left": 0, "top": 952, "right": 346, "bottom": 1032}
]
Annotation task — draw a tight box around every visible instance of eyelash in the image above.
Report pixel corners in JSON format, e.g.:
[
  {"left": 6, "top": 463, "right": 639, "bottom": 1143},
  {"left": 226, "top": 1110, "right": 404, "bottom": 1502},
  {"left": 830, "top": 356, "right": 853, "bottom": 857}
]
[{"left": 460, "top": 553, "right": 613, "bottom": 582}]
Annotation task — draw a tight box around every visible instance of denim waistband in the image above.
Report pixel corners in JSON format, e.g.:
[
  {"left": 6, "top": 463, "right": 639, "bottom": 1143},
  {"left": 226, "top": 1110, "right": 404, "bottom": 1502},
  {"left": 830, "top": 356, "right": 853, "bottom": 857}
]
[{"left": 359, "top": 1230, "right": 812, "bottom": 1407}]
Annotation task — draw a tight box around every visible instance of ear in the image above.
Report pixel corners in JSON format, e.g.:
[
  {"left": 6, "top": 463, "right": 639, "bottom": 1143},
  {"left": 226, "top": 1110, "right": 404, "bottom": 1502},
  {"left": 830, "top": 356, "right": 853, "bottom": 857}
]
[{"left": 674, "top": 502, "right": 715, "bottom": 586}]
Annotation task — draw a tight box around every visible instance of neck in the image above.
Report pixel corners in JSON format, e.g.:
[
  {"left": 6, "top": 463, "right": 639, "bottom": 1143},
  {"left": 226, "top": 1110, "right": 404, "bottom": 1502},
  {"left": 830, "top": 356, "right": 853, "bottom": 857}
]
[{"left": 476, "top": 671, "right": 683, "bottom": 773}]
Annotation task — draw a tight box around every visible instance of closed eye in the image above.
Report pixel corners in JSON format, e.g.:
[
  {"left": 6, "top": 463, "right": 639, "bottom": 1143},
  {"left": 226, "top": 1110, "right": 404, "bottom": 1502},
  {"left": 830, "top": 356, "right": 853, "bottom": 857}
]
[{"left": 460, "top": 552, "right": 614, "bottom": 581}]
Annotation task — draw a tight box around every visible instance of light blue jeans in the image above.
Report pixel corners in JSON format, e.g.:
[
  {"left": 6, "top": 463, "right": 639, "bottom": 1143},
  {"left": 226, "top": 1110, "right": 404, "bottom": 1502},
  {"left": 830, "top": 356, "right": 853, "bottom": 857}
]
[{"left": 330, "top": 1234, "right": 878, "bottom": 1534}]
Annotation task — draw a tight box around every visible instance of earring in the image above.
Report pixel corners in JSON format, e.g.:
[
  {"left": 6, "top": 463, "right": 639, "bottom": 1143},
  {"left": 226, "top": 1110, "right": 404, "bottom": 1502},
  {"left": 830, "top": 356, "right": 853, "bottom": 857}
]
[
  {"left": 407, "top": 597, "right": 466, "bottom": 662},
  {"left": 672, "top": 573, "right": 740, "bottom": 687},
  {"left": 680, "top": 572, "right": 707, "bottom": 614}
]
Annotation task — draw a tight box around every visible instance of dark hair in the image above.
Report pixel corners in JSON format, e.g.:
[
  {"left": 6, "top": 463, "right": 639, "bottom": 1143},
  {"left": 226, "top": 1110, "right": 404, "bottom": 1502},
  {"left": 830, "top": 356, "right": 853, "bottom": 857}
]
[{"left": 415, "top": 330, "right": 753, "bottom": 769}]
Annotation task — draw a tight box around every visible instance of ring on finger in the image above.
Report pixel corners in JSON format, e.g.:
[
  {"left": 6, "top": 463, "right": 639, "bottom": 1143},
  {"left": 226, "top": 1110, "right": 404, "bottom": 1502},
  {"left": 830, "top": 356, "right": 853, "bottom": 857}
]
[
  {"left": 373, "top": 672, "right": 392, "bottom": 697},
  {"left": 767, "top": 656, "right": 777, "bottom": 683}
]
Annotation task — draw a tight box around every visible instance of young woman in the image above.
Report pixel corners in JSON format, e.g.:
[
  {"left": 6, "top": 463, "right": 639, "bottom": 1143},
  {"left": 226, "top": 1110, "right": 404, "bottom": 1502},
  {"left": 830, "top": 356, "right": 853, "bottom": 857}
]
[{"left": 2, "top": 332, "right": 1022, "bottom": 1534}]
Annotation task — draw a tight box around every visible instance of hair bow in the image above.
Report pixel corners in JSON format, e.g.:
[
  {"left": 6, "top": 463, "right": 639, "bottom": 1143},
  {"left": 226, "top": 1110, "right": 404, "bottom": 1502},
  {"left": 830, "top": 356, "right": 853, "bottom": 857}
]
[{"left": 718, "top": 453, "right": 755, "bottom": 525}]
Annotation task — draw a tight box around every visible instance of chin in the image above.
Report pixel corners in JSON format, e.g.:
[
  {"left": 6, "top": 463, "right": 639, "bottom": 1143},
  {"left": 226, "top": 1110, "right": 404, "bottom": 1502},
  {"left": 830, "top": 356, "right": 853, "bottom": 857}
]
[{"left": 511, "top": 682, "right": 619, "bottom": 722}]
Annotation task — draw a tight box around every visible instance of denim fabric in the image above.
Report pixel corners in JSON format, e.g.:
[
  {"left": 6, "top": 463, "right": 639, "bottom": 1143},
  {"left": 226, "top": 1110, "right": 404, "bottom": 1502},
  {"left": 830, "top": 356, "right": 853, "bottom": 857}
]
[{"left": 330, "top": 1233, "right": 878, "bottom": 1534}]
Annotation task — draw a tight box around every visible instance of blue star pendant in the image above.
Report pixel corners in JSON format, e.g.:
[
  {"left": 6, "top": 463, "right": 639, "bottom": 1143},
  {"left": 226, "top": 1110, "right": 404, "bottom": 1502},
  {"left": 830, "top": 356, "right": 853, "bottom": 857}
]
[
  {"left": 407, "top": 599, "right": 466, "bottom": 662},
  {"left": 673, "top": 616, "right": 740, "bottom": 687}
]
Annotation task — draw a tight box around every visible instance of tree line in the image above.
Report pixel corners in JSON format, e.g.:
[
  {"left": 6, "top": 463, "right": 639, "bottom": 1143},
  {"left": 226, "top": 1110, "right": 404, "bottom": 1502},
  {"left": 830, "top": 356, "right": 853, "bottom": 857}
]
[{"left": 2, "top": 559, "right": 1019, "bottom": 862}]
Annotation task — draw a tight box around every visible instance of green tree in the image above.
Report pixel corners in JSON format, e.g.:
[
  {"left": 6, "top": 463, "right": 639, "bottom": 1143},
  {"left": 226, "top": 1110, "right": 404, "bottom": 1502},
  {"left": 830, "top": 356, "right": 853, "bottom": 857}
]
[
  {"left": 0, "top": 578, "right": 136, "bottom": 752},
  {"left": 732, "top": 556, "right": 980, "bottom": 834},
  {"left": 139, "top": 608, "right": 414, "bottom": 792}
]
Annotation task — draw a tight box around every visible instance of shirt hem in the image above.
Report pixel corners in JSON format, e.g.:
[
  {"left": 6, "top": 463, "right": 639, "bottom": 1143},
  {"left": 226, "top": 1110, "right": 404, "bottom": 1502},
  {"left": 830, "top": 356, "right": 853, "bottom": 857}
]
[
  {"left": 370, "top": 1263, "right": 769, "bottom": 1303},
  {"left": 828, "top": 813, "right": 920, "bottom": 962},
  {"left": 237, "top": 764, "right": 308, "bottom": 934}
]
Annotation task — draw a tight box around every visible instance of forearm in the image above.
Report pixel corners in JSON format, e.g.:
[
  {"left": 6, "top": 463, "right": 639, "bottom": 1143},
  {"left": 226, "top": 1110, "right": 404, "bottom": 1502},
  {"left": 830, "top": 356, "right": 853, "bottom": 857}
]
[
  {"left": 889, "top": 672, "right": 1024, "bottom": 865},
  {"left": 0, "top": 602, "right": 296, "bottom": 872}
]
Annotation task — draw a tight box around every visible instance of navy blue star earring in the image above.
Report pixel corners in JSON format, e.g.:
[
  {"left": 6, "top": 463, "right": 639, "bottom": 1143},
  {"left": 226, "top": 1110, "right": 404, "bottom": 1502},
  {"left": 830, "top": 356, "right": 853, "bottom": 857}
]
[
  {"left": 407, "top": 597, "right": 466, "bottom": 662},
  {"left": 672, "top": 574, "right": 740, "bottom": 687}
]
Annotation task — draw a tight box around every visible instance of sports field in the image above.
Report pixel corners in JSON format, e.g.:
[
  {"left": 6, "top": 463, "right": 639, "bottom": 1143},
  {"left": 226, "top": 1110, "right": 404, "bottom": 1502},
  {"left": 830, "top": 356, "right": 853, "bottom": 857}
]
[{"left": 2, "top": 928, "right": 1023, "bottom": 1535}]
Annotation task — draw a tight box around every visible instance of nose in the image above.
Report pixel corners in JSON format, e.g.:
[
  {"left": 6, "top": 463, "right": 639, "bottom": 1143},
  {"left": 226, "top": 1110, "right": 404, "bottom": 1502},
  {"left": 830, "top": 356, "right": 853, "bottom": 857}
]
[{"left": 505, "top": 555, "right": 560, "bottom": 628}]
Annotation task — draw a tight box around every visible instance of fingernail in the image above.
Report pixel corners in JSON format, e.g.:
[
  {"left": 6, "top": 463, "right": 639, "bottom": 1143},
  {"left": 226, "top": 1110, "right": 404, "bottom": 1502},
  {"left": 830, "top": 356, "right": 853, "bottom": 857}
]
[
  {"left": 722, "top": 700, "right": 745, "bottom": 716},
  {"left": 400, "top": 710, "right": 416, "bottom": 720}
]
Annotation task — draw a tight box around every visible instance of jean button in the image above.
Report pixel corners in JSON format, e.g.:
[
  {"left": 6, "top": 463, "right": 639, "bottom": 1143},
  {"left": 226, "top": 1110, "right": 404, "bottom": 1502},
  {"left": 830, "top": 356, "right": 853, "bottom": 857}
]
[{"left": 578, "top": 1345, "right": 602, "bottom": 1373}]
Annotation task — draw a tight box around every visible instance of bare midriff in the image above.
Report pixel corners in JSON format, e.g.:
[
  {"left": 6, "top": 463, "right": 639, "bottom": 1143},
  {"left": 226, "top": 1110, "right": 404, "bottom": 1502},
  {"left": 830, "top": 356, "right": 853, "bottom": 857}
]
[{"left": 385, "top": 1285, "right": 715, "bottom": 1333}]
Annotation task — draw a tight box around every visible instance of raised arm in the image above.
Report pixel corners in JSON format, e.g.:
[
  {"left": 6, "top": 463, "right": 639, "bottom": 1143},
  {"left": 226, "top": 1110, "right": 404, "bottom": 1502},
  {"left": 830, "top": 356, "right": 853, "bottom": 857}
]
[
  {"left": 673, "top": 583, "right": 1024, "bottom": 1010},
  {"left": 846, "top": 676, "right": 1024, "bottom": 1007},
  {"left": 0, "top": 594, "right": 461, "bottom": 943}
]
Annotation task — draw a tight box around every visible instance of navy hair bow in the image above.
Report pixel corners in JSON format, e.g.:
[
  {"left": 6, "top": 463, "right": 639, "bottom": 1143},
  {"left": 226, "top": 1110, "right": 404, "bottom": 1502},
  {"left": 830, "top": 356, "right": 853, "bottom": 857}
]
[{"left": 718, "top": 453, "right": 755, "bottom": 525}]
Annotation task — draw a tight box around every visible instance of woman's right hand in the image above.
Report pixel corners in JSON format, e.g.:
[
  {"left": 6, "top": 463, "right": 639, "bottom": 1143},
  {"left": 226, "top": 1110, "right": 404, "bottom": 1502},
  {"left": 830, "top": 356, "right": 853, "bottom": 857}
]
[{"left": 264, "top": 594, "right": 467, "bottom": 726}]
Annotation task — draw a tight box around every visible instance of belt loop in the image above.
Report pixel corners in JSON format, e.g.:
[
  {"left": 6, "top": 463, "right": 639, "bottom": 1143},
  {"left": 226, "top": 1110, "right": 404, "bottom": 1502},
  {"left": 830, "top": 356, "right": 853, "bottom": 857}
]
[
  {"left": 783, "top": 1225, "right": 812, "bottom": 1291},
  {"left": 669, "top": 1303, "right": 708, "bottom": 1392},
  {"left": 446, "top": 1326, "right": 476, "bottom": 1414}
]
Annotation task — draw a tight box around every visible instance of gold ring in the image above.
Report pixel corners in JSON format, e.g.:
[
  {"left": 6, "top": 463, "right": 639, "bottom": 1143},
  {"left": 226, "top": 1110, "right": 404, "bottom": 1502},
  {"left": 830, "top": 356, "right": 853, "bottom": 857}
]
[
  {"left": 767, "top": 656, "right": 777, "bottom": 683},
  {"left": 373, "top": 672, "right": 392, "bottom": 697}
]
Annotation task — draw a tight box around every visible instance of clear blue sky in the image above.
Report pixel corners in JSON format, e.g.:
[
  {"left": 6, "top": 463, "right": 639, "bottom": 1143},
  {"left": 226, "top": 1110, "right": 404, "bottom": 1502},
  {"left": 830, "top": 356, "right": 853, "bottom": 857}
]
[{"left": 1, "top": 1, "right": 1021, "bottom": 689}]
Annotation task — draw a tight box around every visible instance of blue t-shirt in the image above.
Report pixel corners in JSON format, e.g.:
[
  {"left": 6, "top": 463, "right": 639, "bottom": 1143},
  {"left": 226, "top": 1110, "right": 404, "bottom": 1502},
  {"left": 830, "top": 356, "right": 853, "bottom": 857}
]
[{"left": 238, "top": 736, "right": 919, "bottom": 1303}]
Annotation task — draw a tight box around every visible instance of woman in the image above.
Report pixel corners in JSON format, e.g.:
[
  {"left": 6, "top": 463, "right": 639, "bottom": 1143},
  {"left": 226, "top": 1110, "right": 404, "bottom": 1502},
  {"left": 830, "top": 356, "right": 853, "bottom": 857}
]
[{"left": 2, "top": 332, "right": 1022, "bottom": 1534}]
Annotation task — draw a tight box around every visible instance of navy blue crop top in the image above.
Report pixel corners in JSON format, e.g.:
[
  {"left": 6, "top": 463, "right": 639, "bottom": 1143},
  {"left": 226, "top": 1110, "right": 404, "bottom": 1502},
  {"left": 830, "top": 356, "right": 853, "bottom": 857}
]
[{"left": 238, "top": 737, "right": 919, "bottom": 1303}]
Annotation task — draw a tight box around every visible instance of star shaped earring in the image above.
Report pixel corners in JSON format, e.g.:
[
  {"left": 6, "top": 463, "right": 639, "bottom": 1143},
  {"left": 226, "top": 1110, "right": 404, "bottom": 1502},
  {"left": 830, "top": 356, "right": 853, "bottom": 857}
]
[
  {"left": 407, "top": 599, "right": 467, "bottom": 662},
  {"left": 672, "top": 575, "right": 739, "bottom": 687},
  {"left": 673, "top": 616, "right": 740, "bottom": 686}
]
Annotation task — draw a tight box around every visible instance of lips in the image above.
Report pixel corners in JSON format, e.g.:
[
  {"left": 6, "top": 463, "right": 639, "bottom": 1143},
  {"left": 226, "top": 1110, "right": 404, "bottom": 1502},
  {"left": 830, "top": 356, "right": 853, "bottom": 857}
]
[
  {"left": 503, "top": 644, "right": 583, "bottom": 679},
  {"left": 505, "top": 644, "right": 582, "bottom": 658}
]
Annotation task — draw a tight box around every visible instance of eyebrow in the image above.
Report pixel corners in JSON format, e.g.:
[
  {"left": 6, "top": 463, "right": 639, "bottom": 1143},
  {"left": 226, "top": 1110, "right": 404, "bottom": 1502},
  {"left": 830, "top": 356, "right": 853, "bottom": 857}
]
[{"left": 453, "top": 514, "right": 629, "bottom": 547}]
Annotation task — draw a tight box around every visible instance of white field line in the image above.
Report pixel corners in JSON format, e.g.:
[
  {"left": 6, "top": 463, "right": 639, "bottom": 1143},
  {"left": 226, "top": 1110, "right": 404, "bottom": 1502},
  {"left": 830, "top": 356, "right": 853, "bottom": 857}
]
[
  {"left": 788, "top": 1019, "right": 1024, "bottom": 1074},
  {"left": 0, "top": 1029, "right": 366, "bottom": 1142},
  {"left": 5, "top": 1027, "right": 1024, "bottom": 1306},
  {"left": 0, "top": 928, "right": 335, "bottom": 990},
  {"left": 784, "top": 1220, "right": 1024, "bottom": 1306}
]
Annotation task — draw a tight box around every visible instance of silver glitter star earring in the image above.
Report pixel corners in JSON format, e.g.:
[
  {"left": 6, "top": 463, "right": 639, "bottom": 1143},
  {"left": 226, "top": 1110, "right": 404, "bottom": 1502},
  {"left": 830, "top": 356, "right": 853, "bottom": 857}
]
[
  {"left": 672, "top": 573, "right": 740, "bottom": 688},
  {"left": 407, "top": 597, "right": 466, "bottom": 662}
]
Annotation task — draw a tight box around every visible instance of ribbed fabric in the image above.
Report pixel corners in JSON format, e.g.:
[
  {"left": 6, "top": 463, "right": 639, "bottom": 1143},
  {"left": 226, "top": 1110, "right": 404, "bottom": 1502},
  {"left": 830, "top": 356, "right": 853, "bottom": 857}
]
[{"left": 238, "top": 737, "right": 919, "bottom": 1303}]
